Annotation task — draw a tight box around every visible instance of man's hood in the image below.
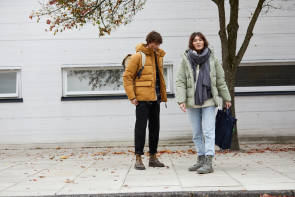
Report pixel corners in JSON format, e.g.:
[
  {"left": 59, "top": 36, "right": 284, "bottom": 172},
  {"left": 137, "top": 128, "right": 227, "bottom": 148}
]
[{"left": 136, "top": 43, "right": 166, "bottom": 57}]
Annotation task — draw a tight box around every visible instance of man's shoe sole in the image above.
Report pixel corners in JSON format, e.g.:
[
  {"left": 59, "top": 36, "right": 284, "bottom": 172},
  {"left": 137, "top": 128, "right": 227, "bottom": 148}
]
[
  {"left": 149, "top": 163, "right": 165, "bottom": 167},
  {"left": 134, "top": 167, "right": 146, "bottom": 170},
  {"left": 134, "top": 166, "right": 146, "bottom": 170}
]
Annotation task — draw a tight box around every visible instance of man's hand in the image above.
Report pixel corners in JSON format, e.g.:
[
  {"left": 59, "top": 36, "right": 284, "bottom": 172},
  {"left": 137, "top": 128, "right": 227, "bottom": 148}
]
[
  {"left": 225, "top": 101, "right": 232, "bottom": 109},
  {"left": 131, "top": 99, "right": 139, "bottom": 106},
  {"left": 179, "top": 103, "right": 186, "bottom": 112}
]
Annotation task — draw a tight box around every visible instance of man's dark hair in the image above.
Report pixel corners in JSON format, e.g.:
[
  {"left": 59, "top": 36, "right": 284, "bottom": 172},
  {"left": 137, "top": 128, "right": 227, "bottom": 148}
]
[{"left": 146, "top": 31, "right": 163, "bottom": 44}]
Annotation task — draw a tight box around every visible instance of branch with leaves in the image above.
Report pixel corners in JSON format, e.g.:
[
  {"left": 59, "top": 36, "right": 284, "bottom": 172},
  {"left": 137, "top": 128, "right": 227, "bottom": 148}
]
[{"left": 30, "top": 0, "right": 146, "bottom": 36}]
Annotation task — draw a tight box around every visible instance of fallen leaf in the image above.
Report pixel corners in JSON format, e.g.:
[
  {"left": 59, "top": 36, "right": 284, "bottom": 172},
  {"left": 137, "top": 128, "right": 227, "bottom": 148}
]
[
  {"left": 112, "top": 152, "right": 126, "bottom": 155},
  {"left": 64, "top": 179, "right": 75, "bottom": 183}
]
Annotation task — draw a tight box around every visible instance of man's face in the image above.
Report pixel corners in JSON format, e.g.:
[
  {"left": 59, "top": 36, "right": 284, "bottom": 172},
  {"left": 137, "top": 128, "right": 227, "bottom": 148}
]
[{"left": 147, "top": 42, "right": 161, "bottom": 51}]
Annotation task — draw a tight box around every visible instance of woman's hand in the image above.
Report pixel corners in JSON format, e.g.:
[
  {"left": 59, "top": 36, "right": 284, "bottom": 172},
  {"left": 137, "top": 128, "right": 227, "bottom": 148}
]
[
  {"left": 225, "top": 101, "right": 232, "bottom": 109},
  {"left": 179, "top": 103, "right": 186, "bottom": 112}
]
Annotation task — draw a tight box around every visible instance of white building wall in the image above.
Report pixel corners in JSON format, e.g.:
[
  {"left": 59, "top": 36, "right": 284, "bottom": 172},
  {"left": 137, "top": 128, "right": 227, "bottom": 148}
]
[{"left": 0, "top": 0, "right": 294, "bottom": 144}]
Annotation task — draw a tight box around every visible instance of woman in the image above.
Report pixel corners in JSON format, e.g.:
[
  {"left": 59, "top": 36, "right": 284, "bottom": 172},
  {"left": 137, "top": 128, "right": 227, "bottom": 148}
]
[{"left": 175, "top": 32, "right": 231, "bottom": 174}]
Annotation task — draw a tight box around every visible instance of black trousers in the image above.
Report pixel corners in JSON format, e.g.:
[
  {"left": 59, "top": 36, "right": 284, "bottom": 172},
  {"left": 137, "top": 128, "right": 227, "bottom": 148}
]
[{"left": 135, "top": 101, "right": 160, "bottom": 155}]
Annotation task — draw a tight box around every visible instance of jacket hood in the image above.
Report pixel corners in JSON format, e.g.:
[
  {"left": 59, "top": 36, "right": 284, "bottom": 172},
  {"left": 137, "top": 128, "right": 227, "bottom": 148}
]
[{"left": 136, "top": 43, "right": 166, "bottom": 57}]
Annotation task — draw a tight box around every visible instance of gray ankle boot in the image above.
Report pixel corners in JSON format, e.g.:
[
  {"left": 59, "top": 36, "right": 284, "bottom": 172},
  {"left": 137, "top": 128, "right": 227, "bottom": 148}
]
[
  {"left": 188, "top": 155, "right": 205, "bottom": 171},
  {"left": 197, "top": 155, "right": 214, "bottom": 174}
]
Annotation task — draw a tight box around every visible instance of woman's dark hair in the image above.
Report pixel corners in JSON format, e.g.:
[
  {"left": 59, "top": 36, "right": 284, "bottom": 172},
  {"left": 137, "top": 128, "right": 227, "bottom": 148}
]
[
  {"left": 189, "top": 32, "right": 209, "bottom": 50},
  {"left": 146, "top": 31, "right": 163, "bottom": 44}
]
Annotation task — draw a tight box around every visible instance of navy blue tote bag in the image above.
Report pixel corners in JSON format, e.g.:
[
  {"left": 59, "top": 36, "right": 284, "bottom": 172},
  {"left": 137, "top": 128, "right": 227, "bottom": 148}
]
[{"left": 215, "top": 108, "right": 237, "bottom": 150}]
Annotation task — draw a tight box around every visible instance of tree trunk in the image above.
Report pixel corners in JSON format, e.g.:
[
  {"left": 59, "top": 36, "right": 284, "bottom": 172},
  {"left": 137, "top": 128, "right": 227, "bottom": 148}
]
[
  {"left": 229, "top": 85, "right": 240, "bottom": 151},
  {"left": 224, "top": 63, "right": 240, "bottom": 151}
]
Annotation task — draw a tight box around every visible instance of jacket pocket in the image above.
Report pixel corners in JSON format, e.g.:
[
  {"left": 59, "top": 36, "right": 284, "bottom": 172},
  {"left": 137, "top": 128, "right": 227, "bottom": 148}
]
[{"left": 135, "top": 81, "right": 152, "bottom": 87}]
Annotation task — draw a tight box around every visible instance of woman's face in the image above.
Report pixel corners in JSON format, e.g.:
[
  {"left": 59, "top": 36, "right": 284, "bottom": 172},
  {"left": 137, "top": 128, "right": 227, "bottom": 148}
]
[{"left": 193, "top": 36, "right": 204, "bottom": 51}]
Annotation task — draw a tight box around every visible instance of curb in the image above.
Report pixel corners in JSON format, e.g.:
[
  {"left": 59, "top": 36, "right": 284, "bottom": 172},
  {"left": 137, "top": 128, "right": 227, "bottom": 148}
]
[{"left": 3, "top": 190, "right": 295, "bottom": 197}]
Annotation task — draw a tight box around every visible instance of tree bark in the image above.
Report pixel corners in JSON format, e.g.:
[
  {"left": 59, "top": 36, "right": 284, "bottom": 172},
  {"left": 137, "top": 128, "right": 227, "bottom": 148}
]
[{"left": 225, "top": 64, "right": 239, "bottom": 151}]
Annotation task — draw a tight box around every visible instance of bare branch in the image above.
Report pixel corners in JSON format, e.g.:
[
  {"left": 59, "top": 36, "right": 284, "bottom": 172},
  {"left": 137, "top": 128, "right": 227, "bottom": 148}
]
[
  {"left": 262, "top": 0, "right": 280, "bottom": 14},
  {"left": 236, "top": 0, "right": 265, "bottom": 65},
  {"left": 213, "top": 0, "right": 229, "bottom": 69},
  {"left": 227, "top": 0, "right": 239, "bottom": 69},
  {"left": 211, "top": 0, "right": 218, "bottom": 5}
]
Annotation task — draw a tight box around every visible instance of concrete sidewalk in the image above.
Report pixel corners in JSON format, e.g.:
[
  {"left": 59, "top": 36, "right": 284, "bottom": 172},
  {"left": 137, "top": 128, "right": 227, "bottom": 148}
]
[{"left": 0, "top": 143, "right": 294, "bottom": 196}]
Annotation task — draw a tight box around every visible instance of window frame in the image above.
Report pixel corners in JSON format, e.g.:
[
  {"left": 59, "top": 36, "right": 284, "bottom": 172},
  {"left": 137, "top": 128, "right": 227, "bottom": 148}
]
[
  {"left": 235, "top": 60, "right": 295, "bottom": 94},
  {"left": 0, "top": 66, "right": 22, "bottom": 99},
  {"left": 61, "top": 63, "right": 174, "bottom": 97}
]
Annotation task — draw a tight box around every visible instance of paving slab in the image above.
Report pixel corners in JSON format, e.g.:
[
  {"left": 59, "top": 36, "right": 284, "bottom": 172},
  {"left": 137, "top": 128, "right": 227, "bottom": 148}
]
[{"left": 0, "top": 144, "right": 294, "bottom": 196}]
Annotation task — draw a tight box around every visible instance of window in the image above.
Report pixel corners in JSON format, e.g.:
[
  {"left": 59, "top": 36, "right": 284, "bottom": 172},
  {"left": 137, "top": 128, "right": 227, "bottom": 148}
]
[
  {"left": 235, "top": 61, "right": 295, "bottom": 94},
  {"left": 62, "top": 63, "right": 174, "bottom": 98},
  {"left": 0, "top": 67, "right": 22, "bottom": 99}
]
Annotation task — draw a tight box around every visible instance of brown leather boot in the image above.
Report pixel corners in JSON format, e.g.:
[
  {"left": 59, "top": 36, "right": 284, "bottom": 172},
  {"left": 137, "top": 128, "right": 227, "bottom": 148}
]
[
  {"left": 134, "top": 154, "right": 145, "bottom": 170},
  {"left": 149, "top": 154, "right": 165, "bottom": 167}
]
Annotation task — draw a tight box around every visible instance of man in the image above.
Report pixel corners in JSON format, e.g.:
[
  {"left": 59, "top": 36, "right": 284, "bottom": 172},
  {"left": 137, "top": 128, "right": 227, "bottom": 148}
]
[{"left": 123, "top": 31, "right": 167, "bottom": 170}]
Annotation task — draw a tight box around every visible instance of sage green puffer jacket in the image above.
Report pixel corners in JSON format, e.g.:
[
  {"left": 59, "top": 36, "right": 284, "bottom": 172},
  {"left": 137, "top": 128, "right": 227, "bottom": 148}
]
[{"left": 175, "top": 48, "right": 231, "bottom": 108}]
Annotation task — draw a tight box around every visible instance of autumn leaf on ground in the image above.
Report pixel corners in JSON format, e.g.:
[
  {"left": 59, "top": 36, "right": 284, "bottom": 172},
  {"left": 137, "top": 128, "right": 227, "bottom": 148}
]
[
  {"left": 64, "top": 179, "right": 75, "bottom": 183},
  {"left": 112, "top": 152, "right": 126, "bottom": 155},
  {"left": 78, "top": 154, "right": 83, "bottom": 158},
  {"left": 60, "top": 155, "right": 69, "bottom": 159},
  {"left": 187, "top": 149, "right": 196, "bottom": 154},
  {"left": 158, "top": 150, "right": 174, "bottom": 154},
  {"left": 91, "top": 152, "right": 109, "bottom": 156},
  {"left": 39, "top": 176, "right": 45, "bottom": 178},
  {"left": 260, "top": 194, "right": 273, "bottom": 197}
]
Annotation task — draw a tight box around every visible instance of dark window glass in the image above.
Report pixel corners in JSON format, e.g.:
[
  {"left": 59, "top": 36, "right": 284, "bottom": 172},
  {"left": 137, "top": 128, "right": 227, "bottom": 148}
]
[{"left": 236, "top": 65, "right": 295, "bottom": 87}]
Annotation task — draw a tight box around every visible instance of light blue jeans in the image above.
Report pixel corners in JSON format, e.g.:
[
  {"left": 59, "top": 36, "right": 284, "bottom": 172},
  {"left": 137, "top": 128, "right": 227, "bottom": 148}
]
[{"left": 188, "top": 106, "right": 216, "bottom": 156}]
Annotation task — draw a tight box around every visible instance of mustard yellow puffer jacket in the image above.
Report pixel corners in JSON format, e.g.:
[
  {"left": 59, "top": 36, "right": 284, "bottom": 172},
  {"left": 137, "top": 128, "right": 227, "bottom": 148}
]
[{"left": 123, "top": 43, "right": 167, "bottom": 102}]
